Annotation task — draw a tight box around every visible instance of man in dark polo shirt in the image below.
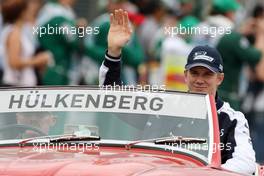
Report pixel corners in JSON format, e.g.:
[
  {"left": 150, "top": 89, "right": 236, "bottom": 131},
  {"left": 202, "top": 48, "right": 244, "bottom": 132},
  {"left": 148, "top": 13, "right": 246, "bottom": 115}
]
[{"left": 99, "top": 9, "right": 256, "bottom": 175}]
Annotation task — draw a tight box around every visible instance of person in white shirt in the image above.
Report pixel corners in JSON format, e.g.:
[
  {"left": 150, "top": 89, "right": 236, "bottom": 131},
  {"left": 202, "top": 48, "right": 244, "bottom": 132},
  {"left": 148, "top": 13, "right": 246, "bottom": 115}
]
[{"left": 0, "top": 0, "right": 50, "bottom": 86}]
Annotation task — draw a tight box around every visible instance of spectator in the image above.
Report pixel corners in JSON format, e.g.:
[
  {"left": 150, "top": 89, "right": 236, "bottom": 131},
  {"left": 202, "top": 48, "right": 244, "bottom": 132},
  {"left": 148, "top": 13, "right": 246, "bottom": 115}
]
[
  {"left": 177, "top": 0, "right": 200, "bottom": 43},
  {"left": 23, "top": 0, "right": 43, "bottom": 48},
  {"left": 215, "top": 0, "right": 264, "bottom": 110},
  {"left": 24, "top": 0, "right": 47, "bottom": 85},
  {"left": 37, "top": 0, "right": 82, "bottom": 85},
  {"left": 192, "top": 0, "right": 237, "bottom": 47},
  {"left": 178, "top": 0, "right": 196, "bottom": 18},
  {"left": 137, "top": 0, "right": 166, "bottom": 60},
  {"left": 161, "top": 15, "right": 199, "bottom": 91},
  {"left": 135, "top": 0, "right": 168, "bottom": 85},
  {"left": 0, "top": 0, "right": 50, "bottom": 86},
  {"left": 240, "top": 4, "right": 264, "bottom": 163}
]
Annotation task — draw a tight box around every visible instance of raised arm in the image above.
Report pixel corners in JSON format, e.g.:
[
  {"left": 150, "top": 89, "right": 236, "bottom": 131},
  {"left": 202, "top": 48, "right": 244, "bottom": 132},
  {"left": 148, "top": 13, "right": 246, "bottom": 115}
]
[
  {"left": 99, "top": 9, "right": 132, "bottom": 86},
  {"left": 107, "top": 9, "right": 132, "bottom": 57}
]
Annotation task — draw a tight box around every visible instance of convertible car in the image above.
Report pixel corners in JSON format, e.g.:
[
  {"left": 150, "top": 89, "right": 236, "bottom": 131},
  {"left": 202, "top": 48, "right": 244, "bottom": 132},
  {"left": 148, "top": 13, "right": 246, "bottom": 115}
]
[{"left": 0, "top": 87, "right": 263, "bottom": 176}]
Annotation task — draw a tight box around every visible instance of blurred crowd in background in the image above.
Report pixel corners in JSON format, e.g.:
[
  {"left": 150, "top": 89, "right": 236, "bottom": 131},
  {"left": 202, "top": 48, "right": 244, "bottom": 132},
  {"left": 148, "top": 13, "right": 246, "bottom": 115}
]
[{"left": 0, "top": 0, "right": 264, "bottom": 163}]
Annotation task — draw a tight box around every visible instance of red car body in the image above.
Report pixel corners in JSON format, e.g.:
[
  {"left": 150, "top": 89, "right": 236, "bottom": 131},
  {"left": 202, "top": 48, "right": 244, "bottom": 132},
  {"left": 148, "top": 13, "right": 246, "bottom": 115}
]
[
  {"left": 0, "top": 87, "right": 263, "bottom": 176},
  {"left": 0, "top": 146, "right": 243, "bottom": 176}
]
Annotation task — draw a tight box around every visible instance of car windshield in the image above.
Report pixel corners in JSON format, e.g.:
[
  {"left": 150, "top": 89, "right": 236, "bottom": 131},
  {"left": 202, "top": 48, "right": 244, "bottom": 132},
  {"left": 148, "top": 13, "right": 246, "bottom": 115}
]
[{"left": 0, "top": 87, "right": 214, "bottom": 163}]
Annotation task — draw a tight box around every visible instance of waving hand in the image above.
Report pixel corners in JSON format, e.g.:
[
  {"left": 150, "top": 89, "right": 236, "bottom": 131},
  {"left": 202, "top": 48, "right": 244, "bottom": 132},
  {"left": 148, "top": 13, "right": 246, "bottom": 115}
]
[{"left": 107, "top": 9, "right": 132, "bottom": 57}]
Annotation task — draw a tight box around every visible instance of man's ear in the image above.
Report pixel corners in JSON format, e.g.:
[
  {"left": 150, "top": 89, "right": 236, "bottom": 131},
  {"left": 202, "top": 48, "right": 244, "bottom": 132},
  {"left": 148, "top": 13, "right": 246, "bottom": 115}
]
[
  {"left": 217, "top": 73, "right": 224, "bottom": 86},
  {"left": 184, "top": 70, "right": 188, "bottom": 82}
]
